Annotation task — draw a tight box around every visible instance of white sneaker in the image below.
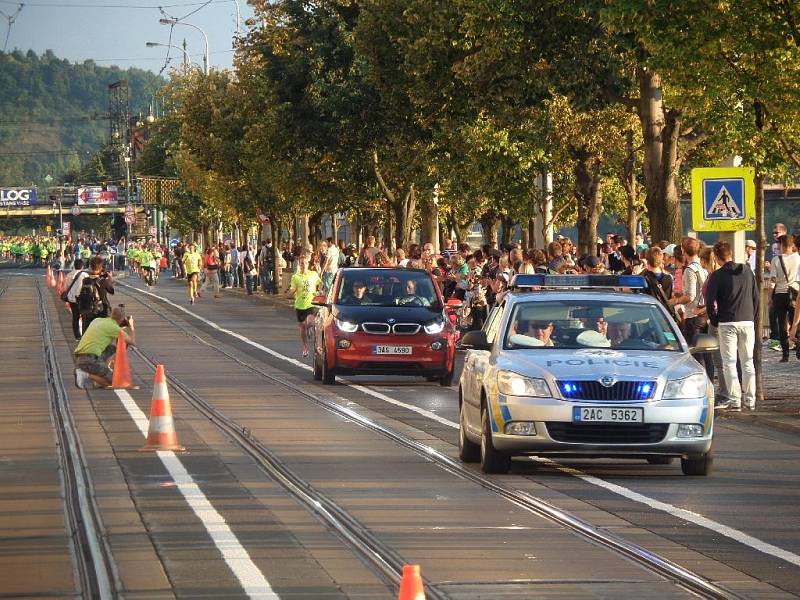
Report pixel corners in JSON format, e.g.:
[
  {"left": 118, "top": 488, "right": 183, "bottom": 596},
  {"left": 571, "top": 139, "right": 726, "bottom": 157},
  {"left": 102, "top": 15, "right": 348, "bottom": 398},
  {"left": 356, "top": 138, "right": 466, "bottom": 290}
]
[{"left": 74, "top": 368, "right": 90, "bottom": 389}]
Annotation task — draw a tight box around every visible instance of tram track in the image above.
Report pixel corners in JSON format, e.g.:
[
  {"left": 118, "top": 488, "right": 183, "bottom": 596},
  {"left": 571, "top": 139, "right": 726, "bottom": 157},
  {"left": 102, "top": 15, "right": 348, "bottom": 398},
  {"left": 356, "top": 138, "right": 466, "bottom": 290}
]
[
  {"left": 116, "top": 282, "right": 743, "bottom": 600},
  {"left": 35, "top": 277, "right": 119, "bottom": 599}
]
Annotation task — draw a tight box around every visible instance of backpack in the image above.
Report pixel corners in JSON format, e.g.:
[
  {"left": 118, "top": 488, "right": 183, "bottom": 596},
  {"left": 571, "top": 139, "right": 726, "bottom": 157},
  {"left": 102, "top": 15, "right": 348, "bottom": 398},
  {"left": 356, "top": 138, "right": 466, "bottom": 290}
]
[
  {"left": 243, "top": 253, "right": 254, "bottom": 273},
  {"left": 77, "top": 277, "right": 104, "bottom": 317}
]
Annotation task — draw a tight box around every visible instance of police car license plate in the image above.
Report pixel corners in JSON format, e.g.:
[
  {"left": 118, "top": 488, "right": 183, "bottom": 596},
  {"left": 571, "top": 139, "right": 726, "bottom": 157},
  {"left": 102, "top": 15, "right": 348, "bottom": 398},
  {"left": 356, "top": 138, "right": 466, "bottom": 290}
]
[
  {"left": 372, "top": 345, "right": 412, "bottom": 355},
  {"left": 573, "top": 406, "right": 643, "bottom": 423}
]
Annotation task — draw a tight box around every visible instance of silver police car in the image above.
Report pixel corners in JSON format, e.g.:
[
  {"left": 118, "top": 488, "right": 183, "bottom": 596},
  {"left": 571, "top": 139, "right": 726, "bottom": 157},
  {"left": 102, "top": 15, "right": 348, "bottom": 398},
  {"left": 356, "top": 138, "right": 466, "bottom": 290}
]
[{"left": 458, "top": 274, "right": 717, "bottom": 476}]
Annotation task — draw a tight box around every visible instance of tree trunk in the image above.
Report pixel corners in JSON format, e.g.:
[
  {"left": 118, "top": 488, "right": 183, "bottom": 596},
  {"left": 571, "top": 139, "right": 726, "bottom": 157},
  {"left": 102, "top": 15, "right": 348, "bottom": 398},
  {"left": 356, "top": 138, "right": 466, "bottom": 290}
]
[
  {"left": 420, "top": 192, "right": 438, "bottom": 250},
  {"left": 638, "top": 69, "right": 683, "bottom": 242},
  {"left": 500, "top": 215, "right": 515, "bottom": 246},
  {"left": 393, "top": 185, "right": 416, "bottom": 251},
  {"left": 574, "top": 148, "right": 603, "bottom": 257},
  {"left": 480, "top": 210, "right": 499, "bottom": 245},
  {"left": 623, "top": 129, "right": 639, "bottom": 244},
  {"left": 658, "top": 109, "right": 683, "bottom": 242}
]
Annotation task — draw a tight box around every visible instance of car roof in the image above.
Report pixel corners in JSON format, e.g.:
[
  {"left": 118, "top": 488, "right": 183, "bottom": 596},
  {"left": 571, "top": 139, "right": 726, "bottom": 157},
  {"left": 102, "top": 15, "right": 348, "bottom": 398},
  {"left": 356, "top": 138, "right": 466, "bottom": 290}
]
[{"left": 339, "top": 267, "right": 431, "bottom": 276}]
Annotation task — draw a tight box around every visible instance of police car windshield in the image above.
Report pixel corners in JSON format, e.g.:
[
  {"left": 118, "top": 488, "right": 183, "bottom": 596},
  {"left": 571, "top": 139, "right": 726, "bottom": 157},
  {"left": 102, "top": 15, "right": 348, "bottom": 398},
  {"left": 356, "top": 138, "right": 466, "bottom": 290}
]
[
  {"left": 503, "top": 300, "right": 681, "bottom": 352},
  {"left": 337, "top": 271, "right": 441, "bottom": 309}
]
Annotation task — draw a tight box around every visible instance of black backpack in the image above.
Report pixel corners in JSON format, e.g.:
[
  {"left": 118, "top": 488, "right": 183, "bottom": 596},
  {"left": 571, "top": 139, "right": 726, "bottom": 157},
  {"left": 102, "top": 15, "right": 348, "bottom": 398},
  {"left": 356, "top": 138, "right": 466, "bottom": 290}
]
[{"left": 77, "top": 277, "right": 104, "bottom": 317}]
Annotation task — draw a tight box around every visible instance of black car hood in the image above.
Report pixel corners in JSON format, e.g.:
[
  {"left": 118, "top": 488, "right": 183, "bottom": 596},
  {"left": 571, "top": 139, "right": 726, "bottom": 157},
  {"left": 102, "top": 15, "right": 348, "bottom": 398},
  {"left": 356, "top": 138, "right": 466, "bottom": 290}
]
[{"left": 333, "top": 304, "right": 443, "bottom": 324}]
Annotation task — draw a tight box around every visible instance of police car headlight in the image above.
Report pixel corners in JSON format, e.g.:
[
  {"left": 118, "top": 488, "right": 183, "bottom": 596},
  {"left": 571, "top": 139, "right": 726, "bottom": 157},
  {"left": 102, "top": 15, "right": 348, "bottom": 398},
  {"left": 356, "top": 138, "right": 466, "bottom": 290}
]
[
  {"left": 497, "top": 370, "right": 550, "bottom": 397},
  {"left": 663, "top": 374, "right": 707, "bottom": 400},
  {"left": 335, "top": 318, "right": 359, "bottom": 333},
  {"left": 424, "top": 320, "right": 445, "bottom": 334}
]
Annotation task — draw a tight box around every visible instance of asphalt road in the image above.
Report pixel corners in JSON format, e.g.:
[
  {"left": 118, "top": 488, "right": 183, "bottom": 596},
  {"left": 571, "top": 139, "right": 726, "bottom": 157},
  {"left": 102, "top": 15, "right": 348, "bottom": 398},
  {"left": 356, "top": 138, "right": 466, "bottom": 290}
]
[
  {"left": 111, "top": 273, "right": 800, "bottom": 597},
  {"left": 6, "top": 267, "right": 800, "bottom": 599}
]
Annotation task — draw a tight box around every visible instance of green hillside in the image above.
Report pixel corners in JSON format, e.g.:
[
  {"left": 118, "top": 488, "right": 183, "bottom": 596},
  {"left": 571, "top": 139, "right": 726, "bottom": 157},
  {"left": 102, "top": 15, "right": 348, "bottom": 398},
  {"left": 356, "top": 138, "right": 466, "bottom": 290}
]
[{"left": 0, "top": 50, "right": 164, "bottom": 189}]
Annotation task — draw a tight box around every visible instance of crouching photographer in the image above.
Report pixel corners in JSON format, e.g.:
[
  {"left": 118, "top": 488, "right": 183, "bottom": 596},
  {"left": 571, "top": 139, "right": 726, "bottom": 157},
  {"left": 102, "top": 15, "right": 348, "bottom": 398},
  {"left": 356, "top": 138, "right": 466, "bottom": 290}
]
[{"left": 73, "top": 305, "right": 136, "bottom": 389}]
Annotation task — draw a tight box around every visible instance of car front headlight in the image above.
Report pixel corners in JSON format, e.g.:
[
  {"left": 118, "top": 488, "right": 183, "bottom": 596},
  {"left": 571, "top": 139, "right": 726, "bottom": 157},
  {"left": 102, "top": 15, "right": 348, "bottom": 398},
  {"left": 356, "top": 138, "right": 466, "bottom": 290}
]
[
  {"left": 497, "top": 370, "right": 551, "bottom": 397},
  {"left": 335, "top": 318, "right": 359, "bottom": 333},
  {"left": 424, "top": 320, "right": 445, "bottom": 334},
  {"left": 662, "top": 373, "right": 707, "bottom": 400}
]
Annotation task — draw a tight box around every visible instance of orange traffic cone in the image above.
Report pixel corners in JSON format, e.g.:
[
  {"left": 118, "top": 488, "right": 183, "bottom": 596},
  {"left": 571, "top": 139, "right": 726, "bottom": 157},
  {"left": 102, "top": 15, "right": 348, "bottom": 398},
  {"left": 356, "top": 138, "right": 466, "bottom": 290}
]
[
  {"left": 111, "top": 332, "right": 138, "bottom": 389},
  {"left": 56, "top": 271, "right": 65, "bottom": 294},
  {"left": 46, "top": 266, "right": 55, "bottom": 287},
  {"left": 140, "top": 365, "right": 184, "bottom": 452},
  {"left": 397, "top": 565, "right": 426, "bottom": 600}
]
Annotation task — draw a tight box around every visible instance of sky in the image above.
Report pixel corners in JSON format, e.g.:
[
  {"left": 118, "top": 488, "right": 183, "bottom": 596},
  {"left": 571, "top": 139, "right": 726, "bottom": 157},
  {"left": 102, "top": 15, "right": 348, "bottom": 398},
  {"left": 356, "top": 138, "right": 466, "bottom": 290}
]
[{"left": 0, "top": 0, "right": 254, "bottom": 73}]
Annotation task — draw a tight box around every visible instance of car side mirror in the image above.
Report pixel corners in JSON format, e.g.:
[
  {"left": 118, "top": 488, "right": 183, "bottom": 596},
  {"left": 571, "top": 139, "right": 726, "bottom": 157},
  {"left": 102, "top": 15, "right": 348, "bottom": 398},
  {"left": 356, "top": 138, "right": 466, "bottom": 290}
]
[
  {"left": 311, "top": 293, "right": 328, "bottom": 307},
  {"left": 690, "top": 333, "right": 719, "bottom": 355},
  {"left": 446, "top": 298, "right": 463, "bottom": 311},
  {"left": 460, "top": 330, "right": 490, "bottom": 351}
]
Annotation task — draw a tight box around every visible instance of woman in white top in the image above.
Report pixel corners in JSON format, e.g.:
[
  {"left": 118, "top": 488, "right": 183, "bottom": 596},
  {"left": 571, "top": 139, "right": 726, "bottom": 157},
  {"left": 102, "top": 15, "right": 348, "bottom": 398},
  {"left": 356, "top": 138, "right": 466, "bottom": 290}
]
[{"left": 770, "top": 234, "right": 800, "bottom": 361}]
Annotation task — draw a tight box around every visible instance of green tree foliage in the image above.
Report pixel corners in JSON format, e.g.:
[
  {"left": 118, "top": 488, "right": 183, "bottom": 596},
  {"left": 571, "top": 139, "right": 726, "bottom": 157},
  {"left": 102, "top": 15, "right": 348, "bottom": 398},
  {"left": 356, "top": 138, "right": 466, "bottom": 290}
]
[{"left": 0, "top": 50, "right": 163, "bottom": 187}]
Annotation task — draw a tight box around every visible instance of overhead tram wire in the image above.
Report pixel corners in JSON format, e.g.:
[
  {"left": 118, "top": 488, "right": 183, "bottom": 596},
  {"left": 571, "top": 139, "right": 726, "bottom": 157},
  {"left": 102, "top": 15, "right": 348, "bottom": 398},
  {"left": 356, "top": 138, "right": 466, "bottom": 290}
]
[{"left": 0, "top": 0, "right": 230, "bottom": 8}]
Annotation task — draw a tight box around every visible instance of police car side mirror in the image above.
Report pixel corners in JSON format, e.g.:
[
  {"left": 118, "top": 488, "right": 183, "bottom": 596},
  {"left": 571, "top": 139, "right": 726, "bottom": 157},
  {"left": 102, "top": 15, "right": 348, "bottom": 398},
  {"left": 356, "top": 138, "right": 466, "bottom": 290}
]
[
  {"left": 690, "top": 333, "right": 719, "bottom": 355},
  {"left": 460, "top": 330, "right": 490, "bottom": 351}
]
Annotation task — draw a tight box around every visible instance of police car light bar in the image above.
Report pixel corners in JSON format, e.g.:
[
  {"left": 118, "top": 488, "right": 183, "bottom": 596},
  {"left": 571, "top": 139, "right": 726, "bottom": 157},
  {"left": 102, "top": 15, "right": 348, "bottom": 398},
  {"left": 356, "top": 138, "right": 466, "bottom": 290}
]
[{"left": 509, "top": 274, "right": 648, "bottom": 290}]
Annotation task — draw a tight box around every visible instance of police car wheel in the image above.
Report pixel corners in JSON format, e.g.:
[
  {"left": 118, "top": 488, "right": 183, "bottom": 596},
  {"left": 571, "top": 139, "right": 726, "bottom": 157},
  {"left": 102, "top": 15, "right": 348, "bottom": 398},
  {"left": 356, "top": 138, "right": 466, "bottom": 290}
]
[
  {"left": 321, "top": 346, "right": 336, "bottom": 385},
  {"left": 681, "top": 450, "right": 713, "bottom": 476},
  {"left": 646, "top": 456, "right": 674, "bottom": 465},
  {"left": 480, "top": 409, "right": 511, "bottom": 474},
  {"left": 458, "top": 399, "right": 480, "bottom": 463}
]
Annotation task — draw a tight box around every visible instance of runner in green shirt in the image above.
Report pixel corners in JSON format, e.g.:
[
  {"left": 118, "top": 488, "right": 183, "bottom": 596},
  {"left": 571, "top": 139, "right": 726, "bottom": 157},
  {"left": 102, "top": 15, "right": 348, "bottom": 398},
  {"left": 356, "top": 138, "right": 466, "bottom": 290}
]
[
  {"left": 182, "top": 243, "right": 203, "bottom": 304},
  {"left": 285, "top": 252, "right": 322, "bottom": 357}
]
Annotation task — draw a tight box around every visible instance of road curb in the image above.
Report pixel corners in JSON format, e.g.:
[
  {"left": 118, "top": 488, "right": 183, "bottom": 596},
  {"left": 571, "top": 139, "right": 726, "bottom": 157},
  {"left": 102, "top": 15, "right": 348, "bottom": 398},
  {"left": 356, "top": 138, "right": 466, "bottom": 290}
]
[{"left": 717, "top": 412, "right": 800, "bottom": 435}]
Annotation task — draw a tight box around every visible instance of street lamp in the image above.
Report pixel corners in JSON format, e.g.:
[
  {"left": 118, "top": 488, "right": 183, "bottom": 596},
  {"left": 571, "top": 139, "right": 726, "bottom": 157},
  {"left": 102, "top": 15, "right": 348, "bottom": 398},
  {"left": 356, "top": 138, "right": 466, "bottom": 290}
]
[
  {"left": 231, "top": 0, "right": 241, "bottom": 36},
  {"left": 145, "top": 41, "right": 192, "bottom": 68},
  {"left": 159, "top": 18, "right": 209, "bottom": 75}
]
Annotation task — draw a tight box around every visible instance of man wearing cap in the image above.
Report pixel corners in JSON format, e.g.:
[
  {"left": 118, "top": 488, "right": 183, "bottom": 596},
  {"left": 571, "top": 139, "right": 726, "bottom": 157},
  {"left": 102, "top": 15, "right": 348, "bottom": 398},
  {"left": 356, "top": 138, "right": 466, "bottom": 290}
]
[
  {"left": 73, "top": 305, "right": 136, "bottom": 389},
  {"left": 745, "top": 239, "right": 757, "bottom": 272}
]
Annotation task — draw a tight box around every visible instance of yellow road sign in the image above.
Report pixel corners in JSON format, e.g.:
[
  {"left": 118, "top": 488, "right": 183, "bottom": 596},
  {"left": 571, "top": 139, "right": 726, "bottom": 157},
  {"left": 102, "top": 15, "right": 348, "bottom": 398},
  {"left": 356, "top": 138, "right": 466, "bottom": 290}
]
[{"left": 691, "top": 167, "right": 756, "bottom": 232}]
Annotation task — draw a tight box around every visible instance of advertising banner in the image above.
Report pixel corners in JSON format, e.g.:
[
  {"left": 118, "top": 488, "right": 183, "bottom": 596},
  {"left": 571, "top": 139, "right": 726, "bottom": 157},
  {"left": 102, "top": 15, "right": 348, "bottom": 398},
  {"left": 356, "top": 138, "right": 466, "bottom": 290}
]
[
  {"left": 0, "top": 188, "right": 37, "bottom": 207},
  {"left": 77, "top": 186, "right": 119, "bottom": 206}
]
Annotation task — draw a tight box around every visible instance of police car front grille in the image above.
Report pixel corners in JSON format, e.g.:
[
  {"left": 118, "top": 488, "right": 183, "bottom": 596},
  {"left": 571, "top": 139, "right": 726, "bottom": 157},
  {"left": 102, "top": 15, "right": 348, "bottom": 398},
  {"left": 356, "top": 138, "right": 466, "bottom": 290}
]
[
  {"left": 557, "top": 380, "right": 656, "bottom": 402},
  {"left": 545, "top": 422, "right": 668, "bottom": 444}
]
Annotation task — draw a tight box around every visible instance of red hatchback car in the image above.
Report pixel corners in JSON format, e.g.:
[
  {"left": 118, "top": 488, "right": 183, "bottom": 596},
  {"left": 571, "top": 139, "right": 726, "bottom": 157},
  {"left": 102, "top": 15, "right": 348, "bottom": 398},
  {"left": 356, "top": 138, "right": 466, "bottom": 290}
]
[{"left": 312, "top": 268, "right": 459, "bottom": 385}]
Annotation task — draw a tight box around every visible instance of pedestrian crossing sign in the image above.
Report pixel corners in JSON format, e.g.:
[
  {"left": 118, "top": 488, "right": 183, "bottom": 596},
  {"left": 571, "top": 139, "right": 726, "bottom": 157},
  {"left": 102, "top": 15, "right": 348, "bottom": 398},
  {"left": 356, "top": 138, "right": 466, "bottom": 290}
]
[{"left": 691, "top": 167, "right": 756, "bottom": 232}]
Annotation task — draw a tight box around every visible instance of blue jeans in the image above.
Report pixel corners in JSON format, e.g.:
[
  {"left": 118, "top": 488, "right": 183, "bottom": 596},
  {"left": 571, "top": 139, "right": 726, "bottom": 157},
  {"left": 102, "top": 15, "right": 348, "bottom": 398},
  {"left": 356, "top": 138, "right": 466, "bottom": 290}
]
[
  {"left": 231, "top": 265, "right": 240, "bottom": 288},
  {"left": 245, "top": 273, "right": 255, "bottom": 294}
]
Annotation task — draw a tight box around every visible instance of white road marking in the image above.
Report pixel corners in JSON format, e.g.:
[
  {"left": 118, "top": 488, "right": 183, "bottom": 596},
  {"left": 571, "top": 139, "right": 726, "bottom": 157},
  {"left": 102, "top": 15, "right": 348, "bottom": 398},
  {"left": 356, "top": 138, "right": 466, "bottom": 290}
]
[
  {"left": 115, "top": 389, "right": 280, "bottom": 599},
  {"left": 125, "top": 284, "right": 800, "bottom": 569},
  {"left": 533, "top": 457, "right": 800, "bottom": 568}
]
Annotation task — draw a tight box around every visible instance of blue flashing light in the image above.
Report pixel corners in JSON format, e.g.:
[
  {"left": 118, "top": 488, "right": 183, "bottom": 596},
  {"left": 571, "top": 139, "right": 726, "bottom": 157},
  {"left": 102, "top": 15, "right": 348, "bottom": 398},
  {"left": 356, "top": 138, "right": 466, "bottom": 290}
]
[
  {"left": 617, "top": 275, "right": 647, "bottom": 289},
  {"left": 510, "top": 274, "right": 647, "bottom": 290},
  {"left": 636, "top": 382, "right": 654, "bottom": 399}
]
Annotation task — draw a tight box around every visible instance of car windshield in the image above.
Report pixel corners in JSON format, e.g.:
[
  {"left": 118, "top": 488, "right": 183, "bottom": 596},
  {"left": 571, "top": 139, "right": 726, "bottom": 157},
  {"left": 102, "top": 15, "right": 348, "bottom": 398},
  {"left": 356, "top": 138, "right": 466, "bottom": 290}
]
[
  {"left": 503, "top": 299, "right": 682, "bottom": 352},
  {"left": 337, "top": 270, "right": 441, "bottom": 309}
]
